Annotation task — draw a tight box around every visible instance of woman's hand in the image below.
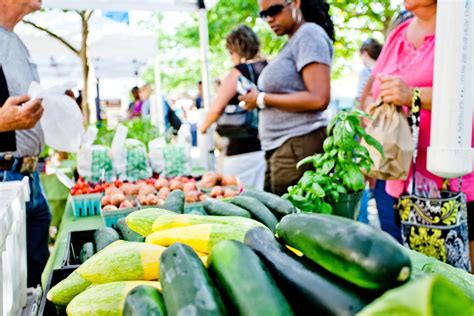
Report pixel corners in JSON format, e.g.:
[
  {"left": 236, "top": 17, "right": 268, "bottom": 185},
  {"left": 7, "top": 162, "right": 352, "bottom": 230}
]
[
  {"left": 378, "top": 74, "right": 412, "bottom": 107},
  {"left": 238, "top": 88, "right": 259, "bottom": 110}
]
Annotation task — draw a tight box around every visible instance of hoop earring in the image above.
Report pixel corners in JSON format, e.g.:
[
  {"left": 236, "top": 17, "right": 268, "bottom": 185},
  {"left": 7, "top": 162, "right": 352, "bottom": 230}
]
[{"left": 292, "top": 7, "right": 303, "bottom": 24}]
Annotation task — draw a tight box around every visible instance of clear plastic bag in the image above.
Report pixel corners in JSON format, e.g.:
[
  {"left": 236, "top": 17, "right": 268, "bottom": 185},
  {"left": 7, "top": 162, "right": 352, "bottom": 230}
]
[{"left": 29, "top": 82, "right": 84, "bottom": 153}]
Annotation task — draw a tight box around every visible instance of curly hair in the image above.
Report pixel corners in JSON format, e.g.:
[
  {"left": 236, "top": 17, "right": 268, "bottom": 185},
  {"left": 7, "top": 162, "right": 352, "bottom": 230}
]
[
  {"left": 226, "top": 25, "right": 260, "bottom": 61},
  {"left": 301, "top": 0, "right": 335, "bottom": 41}
]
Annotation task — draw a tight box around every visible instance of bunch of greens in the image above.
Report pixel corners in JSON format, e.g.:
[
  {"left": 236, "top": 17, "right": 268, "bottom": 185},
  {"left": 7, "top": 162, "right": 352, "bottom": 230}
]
[
  {"left": 284, "top": 109, "right": 383, "bottom": 214},
  {"left": 94, "top": 118, "right": 161, "bottom": 150}
]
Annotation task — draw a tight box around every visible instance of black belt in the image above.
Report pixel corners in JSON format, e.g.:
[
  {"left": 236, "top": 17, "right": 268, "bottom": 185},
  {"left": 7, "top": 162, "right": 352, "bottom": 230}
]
[{"left": 0, "top": 155, "right": 38, "bottom": 174}]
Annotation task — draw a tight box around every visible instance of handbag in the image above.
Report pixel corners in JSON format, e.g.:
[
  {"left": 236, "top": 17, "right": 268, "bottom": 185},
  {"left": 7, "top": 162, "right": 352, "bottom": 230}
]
[
  {"left": 216, "top": 64, "right": 259, "bottom": 139},
  {"left": 362, "top": 100, "right": 413, "bottom": 180},
  {"left": 397, "top": 90, "right": 471, "bottom": 272}
]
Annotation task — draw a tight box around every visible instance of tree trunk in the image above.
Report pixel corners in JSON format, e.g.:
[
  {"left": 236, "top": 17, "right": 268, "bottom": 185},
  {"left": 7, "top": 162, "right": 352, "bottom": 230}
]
[{"left": 79, "top": 11, "right": 92, "bottom": 124}]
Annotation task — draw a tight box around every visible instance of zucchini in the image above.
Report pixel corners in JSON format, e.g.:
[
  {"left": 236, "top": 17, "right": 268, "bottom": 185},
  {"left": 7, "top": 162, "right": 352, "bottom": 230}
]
[
  {"left": 94, "top": 227, "right": 121, "bottom": 251},
  {"left": 209, "top": 240, "right": 293, "bottom": 316},
  {"left": 203, "top": 198, "right": 250, "bottom": 218},
  {"left": 123, "top": 285, "right": 167, "bottom": 316},
  {"left": 116, "top": 217, "right": 145, "bottom": 242},
  {"left": 126, "top": 208, "right": 175, "bottom": 237},
  {"left": 230, "top": 196, "right": 278, "bottom": 232},
  {"left": 79, "top": 242, "right": 95, "bottom": 264},
  {"left": 146, "top": 223, "right": 252, "bottom": 254},
  {"left": 66, "top": 281, "right": 161, "bottom": 316},
  {"left": 152, "top": 214, "right": 264, "bottom": 232},
  {"left": 162, "top": 189, "right": 185, "bottom": 213},
  {"left": 245, "top": 227, "right": 373, "bottom": 316},
  {"left": 241, "top": 189, "right": 296, "bottom": 218},
  {"left": 277, "top": 213, "right": 412, "bottom": 290},
  {"left": 47, "top": 270, "right": 92, "bottom": 306},
  {"left": 160, "top": 243, "right": 226, "bottom": 316},
  {"left": 77, "top": 242, "right": 166, "bottom": 283}
]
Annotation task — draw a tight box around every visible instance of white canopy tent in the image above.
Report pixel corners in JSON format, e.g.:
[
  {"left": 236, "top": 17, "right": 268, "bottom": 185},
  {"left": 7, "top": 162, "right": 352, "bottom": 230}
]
[{"left": 39, "top": 0, "right": 218, "bottom": 168}]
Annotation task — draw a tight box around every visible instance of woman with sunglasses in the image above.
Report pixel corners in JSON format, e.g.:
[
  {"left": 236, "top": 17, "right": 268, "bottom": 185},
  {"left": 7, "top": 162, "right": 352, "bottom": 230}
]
[
  {"left": 200, "top": 25, "right": 267, "bottom": 189},
  {"left": 239, "top": 0, "right": 334, "bottom": 195}
]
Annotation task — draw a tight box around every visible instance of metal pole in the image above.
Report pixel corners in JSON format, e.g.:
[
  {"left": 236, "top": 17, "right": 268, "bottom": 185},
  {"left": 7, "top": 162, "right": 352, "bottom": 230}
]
[
  {"left": 428, "top": 0, "right": 473, "bottom": 178},
  {"left": 153, "top": 16, "right": 165, "bottom": 134},
  {"left": 198, "top": 0, "right": 214, "bottom": 170}
]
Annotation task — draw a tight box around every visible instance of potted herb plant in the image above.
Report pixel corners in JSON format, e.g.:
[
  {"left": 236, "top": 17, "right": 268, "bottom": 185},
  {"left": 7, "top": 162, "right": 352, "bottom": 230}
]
[{"left": 284, "top": 109, "right": 383, "bottom": 219}]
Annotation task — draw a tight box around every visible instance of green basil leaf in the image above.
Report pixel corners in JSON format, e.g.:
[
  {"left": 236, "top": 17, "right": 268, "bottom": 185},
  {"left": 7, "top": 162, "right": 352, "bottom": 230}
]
[
  {"left": 311, "top": 182, "right": 326, "bottom": 198},
  {"left": 319, "top": 202, "right": 333, "bottom": 214},
  {"left": 363, "top": 134, "right": 384, "bottom": 158}
]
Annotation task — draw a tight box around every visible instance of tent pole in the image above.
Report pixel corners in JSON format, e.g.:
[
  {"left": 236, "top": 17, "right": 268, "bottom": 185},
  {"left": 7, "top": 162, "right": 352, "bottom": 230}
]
[
  {"left": 428, "top": 0, "right": 473, "bottom": 178},
  {"left": 153, "top": 16, "right": 165, "bottom": 134},
  {"left": 198, "top": 0, "right": 214, "bottom": 170}
]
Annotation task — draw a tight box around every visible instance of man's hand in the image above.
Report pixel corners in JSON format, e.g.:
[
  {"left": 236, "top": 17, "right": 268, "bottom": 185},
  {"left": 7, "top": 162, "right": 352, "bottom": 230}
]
[{"left": 0, "top": 96, "right": 44, "bottom": 132}]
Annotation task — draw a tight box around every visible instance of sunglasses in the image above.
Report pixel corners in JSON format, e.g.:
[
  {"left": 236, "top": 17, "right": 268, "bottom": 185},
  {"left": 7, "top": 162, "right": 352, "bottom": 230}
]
[{"left": 259, "top": 0, "right": 292, "bottom": 20}]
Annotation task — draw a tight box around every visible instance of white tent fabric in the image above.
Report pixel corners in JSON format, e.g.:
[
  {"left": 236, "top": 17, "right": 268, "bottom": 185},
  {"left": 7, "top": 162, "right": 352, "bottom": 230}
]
[
  {"left": 42, "top": 0, "right": 218, "bottom": 11},
  {"left": 16, "top": 10, "right": 155, "bottom": 80}
]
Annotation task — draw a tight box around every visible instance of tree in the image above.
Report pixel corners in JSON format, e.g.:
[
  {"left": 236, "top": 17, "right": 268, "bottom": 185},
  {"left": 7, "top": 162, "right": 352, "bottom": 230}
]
[
  {"left": 151, "top": 0, "right": 402, "bottom": 92},
  {"left": 23, "top": 10, "right": 94, "bottom": 123}
]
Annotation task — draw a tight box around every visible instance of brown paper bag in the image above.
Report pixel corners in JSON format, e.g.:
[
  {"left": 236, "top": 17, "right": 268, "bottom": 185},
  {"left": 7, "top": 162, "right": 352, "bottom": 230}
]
[{"left": 362, "top": 102, "right": 413, "bottom": 180}]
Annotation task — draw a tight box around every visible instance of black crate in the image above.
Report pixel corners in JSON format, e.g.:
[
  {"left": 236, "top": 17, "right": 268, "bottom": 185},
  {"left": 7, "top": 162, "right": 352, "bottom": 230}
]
[
  {"left": 61, "top": 229, "right": 96, "bottom": 267},
  {"left": 38, "top": 267, "right": 76, "bottom": 316}
]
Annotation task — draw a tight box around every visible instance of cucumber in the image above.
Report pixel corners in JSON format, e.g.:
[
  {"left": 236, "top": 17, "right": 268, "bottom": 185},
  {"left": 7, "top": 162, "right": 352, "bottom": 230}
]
[
  {"left": 209, "top": 240, "right": 293, "bottom": 316},
  {"left": 277, "top": 213, "right": 412, "bottom": 290},
  {"left": 162, "top": 190, "right": 185, "bottom": 213},
  {"left": 94, "top": 227, "right": 121, "bottom": 251},
  {"left": 160, "top": 243, "right": 226, "bottom": 316},
  {"left": 241, "top": 189, "right": 296, "bottom": 218},
  {"left": 116, "top": 217, "right": 145, "bottom": 242},
  {"left": 79, "top": 242, "right": 95, "bottom": 264},
  {"left": 230, "top": 196, "right": 278, "bottom": 232},
  {"left": 203, "top": 198, "right": 250, "bottom": 218},
  {"left": 245, "top": 227, "right": 373, "bottom": 315},
  {"left": 123, "top": 285, "right": 167, "bottom": 316}
]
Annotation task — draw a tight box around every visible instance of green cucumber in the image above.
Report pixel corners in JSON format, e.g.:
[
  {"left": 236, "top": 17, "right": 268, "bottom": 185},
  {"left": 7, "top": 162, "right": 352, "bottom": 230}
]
[
  {"left": 160, "top": 243, "right": 226, "bottom": 316},
  {"left": 241, "top": 189, "right": 296, "bottom": 218},
  {"left": 123, "top": 285, "right": 167, "bottom": 316},
  {"left": 162, "top": 190, "right": 185, "bottom": 213},
  {"left": 79, "top": 242, "right": 95, "bottom": 264},
  {"left": 277, "top": 213, "right": 412, "bottom": 290},
  {"left": 94, "top": 227, "right": 121, "bottom": 251},
  {"left": 230, "top": 196, "right": 278, "bottom": 232},
  {"left": 245, "top": 227, "right": 373, "bottom": 315},
  {"left": 116, "top": 217, "right": 145, "bottom": 242},
  {"left": 203, "top": 198, "right": 250, "bottom": 218},
  {"left": 209, "top": 240, "right": 293, "bottom": 316}
]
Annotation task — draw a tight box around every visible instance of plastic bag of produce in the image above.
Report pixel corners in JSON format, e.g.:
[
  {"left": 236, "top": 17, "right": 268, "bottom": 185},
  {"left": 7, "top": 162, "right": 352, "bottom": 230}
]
[
  {"left": 117, "top": 139, "right": 152, "bottom": 181},
  {"left": 358, "top": 276, "right": 473, "bottom": 316},
  {"left": 29, "top": 81, "right": 84, "bottom": 153},
  {"left": 77, "top": 144, "right": 115, "bottom": 182},
  {"left": 148, "top": 138, "right": 166, "bottom": 173},
  {"left": 148, "top": 139, "right": 190, "bottom": 177}
]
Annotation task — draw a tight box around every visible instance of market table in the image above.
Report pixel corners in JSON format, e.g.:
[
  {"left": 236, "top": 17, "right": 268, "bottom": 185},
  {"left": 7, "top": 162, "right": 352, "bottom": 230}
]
[{"left": 41, "top": 201, "right": 104, "bottom": 288}]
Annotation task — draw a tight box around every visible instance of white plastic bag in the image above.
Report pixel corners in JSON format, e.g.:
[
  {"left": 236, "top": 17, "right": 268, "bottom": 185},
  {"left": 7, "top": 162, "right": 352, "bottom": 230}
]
[{"left": 28, "top": 82, "right": 84, "bottom": 153}]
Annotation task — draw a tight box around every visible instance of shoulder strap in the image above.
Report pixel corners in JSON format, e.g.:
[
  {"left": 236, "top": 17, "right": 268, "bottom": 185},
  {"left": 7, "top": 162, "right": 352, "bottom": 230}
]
[{"left": 408, "top": 89, "right": 421, "bottom": 194}]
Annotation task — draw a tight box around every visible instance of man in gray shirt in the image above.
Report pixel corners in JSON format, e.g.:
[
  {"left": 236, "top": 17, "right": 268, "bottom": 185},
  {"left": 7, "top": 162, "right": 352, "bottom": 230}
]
[{"left": 0, "top": 0, "right": 51, "bottom": 287}]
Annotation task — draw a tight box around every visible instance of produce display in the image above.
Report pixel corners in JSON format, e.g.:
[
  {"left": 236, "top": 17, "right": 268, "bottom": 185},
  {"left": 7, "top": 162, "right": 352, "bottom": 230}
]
[
  {"left": 70, "top": 173, "right": 241, "bottom": 212},
  {"left": 46, "top": 187, "right": 473, "bottom": 316}
]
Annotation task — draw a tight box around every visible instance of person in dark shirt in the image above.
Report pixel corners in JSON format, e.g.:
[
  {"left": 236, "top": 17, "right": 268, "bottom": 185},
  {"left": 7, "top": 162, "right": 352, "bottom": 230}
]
[{"left": 200, "top": 25, "right": 267, "bottom": 189}]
